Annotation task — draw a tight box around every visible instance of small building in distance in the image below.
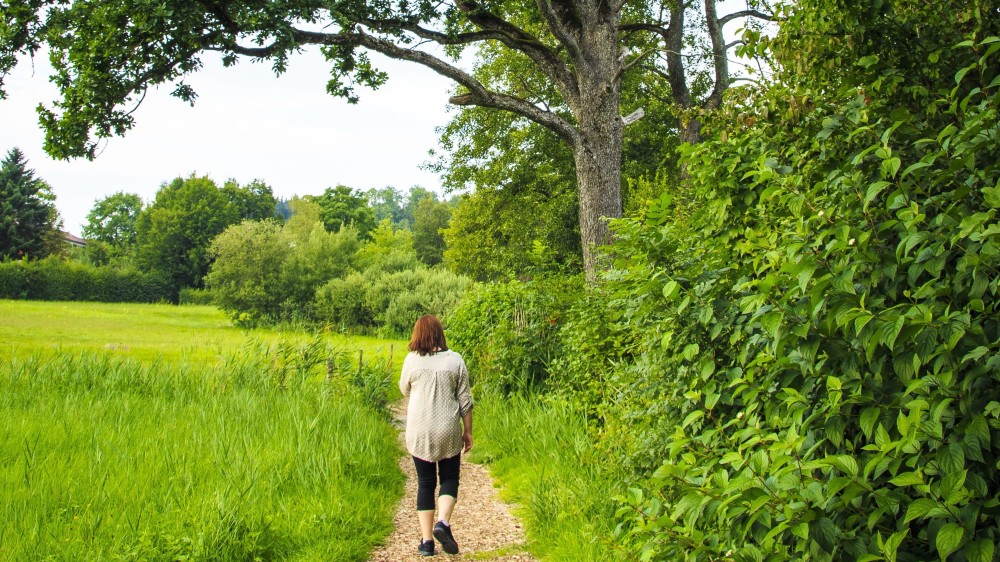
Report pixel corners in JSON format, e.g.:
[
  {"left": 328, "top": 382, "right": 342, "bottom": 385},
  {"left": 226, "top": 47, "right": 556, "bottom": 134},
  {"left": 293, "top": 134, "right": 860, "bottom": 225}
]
[{"left": 61, "top": 231, "right": 87, "bottom": 248}]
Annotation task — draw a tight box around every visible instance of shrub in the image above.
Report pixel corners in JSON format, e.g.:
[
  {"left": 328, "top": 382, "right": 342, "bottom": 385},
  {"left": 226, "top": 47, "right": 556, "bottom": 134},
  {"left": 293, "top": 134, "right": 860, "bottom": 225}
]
[
  {"left": 610, "top": 26, "right": 1000, "bottom": 562},
  {"left": 365, "top": 267, "right": 473, "bottom": 337},
  {"left": 205, "top": 220, "right": 285, "bottom": 322},
  {"left": 178, "top": 287, "right": 214, "bottom": 305},
  {"left": 315, "top": 272, "right": 373, "bottom": 332},
  {"left": 447, "top": 276, "right": 581, "bottom": 393}
]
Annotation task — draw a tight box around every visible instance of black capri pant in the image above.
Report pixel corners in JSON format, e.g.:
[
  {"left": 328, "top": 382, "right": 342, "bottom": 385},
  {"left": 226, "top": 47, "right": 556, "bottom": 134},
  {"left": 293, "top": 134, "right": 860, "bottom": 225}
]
[{"left": 412, "top": 453, "right": 461, "bottom": 511}]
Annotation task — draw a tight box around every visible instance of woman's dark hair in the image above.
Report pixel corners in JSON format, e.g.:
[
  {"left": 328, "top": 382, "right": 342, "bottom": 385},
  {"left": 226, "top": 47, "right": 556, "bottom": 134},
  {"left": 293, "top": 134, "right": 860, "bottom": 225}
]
[{"left": 408, "top": 315, "right": 448, "bottom": 356}]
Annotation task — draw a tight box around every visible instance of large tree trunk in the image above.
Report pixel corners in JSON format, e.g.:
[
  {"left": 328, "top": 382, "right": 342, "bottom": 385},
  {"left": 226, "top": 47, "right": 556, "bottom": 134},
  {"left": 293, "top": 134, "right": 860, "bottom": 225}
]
[
  {"left": 573, "top": 120, "right": 623, "bottom": 281},
  {"left": 570, "top": 14, "right": 624, "bottom": 281}
]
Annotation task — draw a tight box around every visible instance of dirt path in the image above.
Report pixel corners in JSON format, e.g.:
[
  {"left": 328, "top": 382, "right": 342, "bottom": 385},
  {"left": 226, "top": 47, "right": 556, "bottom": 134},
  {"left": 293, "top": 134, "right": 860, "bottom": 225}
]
[{"left": 368, "top": 403, "right": 538, "bottom": 562}]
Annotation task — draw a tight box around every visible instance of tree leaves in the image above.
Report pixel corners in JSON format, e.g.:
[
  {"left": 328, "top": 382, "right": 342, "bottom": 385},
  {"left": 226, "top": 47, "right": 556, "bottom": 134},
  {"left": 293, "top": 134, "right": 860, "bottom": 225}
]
[
  {"left": 935, "top": 523, "right": 964, "bottom": 561},
  {"left": 602, "top": 9, "right": 1000, "bottom": 560}
]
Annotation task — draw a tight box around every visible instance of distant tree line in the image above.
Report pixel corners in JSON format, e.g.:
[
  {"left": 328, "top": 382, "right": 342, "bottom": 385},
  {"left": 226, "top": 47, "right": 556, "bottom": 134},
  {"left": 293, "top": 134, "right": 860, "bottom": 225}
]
[{"left": 0, "top": 160, "right": 470, "bottom": 335}]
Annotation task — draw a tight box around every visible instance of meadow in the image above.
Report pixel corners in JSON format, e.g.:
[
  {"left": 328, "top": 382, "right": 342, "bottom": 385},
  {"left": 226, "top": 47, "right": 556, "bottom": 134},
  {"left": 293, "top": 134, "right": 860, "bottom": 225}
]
[
  {"left": 0, "top": 300, "right": 408, "bottom": 561},
  {"left": 0, "top": 300, "right": 407, "bottom": 367}
]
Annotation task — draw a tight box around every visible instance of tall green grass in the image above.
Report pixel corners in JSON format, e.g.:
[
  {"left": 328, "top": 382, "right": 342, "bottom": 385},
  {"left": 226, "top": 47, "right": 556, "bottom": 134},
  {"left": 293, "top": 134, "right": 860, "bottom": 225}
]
[
  {"left": 471, "top": 394, "right": 626, "bottom": 562},
  {"left": 0, "top": 346, "right": 403, "bottom": 561}
]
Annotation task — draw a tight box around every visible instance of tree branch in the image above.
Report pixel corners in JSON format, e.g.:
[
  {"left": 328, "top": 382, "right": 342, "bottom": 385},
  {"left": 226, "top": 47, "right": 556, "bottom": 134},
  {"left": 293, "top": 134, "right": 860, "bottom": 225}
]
[
  {"left": 620, "top": 22, "right": 671, "bottom": 41},
  {"left": 449, "top": 91, "right": 577, "bottom": 145},
  {"left": 615, "top": 46, "right": 658, "bottom": 81},
  {"left": 534, "top": 0, "right": 583, "bottom": 61},
  {"left": 703, "top": 0, "right": 728, "bottom": 109},
  {"left": 214, "top": 27, "right": 580, "bottom": 147},
  {"left": 453, "top": 0, "right": 578, "bottom": 104},
  {"left": 358, "top": 18, "right": 501, "bottom": 45},
  {"left": 718, "top": 9, "right": 775, "bottom": 27}
]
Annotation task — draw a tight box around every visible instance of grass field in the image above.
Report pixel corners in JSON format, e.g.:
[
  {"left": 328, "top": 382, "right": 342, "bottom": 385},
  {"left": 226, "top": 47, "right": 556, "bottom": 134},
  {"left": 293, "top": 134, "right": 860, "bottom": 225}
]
[
  {"left": 0, "top": 300, "right": 409, "bottom": 561},
  {"left": 0, "top": 300, "right": 408, "bottom": 368}
]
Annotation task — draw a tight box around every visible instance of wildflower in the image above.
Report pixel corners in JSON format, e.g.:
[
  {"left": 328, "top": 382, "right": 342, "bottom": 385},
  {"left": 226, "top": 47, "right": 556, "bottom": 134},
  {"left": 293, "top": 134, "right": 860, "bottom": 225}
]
[{"left": 849, "top": 238, "right": 856, "bottom": 246}]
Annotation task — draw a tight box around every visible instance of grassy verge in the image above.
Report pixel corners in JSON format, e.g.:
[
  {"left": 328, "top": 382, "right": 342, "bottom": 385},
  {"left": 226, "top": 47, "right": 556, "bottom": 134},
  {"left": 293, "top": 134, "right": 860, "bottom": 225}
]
[
  {"left": 470, "top": 393, "right": 626, "bottom": 562},
  {"left": 0, "top": 350, "right": 403, "bottom": 561}
]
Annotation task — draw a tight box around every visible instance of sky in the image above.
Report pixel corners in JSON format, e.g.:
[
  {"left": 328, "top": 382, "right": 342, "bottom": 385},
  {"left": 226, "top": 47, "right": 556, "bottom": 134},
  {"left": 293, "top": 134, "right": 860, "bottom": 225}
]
[{"left": 1, "top": 48, "right": 457, "bottom": 235}]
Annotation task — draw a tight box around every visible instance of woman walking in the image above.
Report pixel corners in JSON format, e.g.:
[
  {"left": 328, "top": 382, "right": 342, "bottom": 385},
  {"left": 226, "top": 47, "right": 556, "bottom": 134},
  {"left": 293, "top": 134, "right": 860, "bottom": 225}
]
[{"left": 399, "top": 315, "right": 474, "bottom": 556}]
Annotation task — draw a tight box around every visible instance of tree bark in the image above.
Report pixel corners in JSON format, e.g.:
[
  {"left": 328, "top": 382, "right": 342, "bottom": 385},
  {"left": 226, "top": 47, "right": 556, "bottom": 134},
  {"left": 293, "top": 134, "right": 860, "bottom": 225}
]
[
  {"left": 573, "top": 125, "right": 623, "bottom": 281},
  {"left": 568, "top": 14, "right": 623, "bottom": 281}
]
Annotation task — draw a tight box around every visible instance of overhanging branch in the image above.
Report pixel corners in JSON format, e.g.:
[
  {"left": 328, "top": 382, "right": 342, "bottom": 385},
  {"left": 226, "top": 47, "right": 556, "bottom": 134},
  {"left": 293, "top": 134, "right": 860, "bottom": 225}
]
[
  {"left": 215, "top": 27, "right": 580, "bottom": 147},
  {"left": 358, "top": 18, "right": 501, "bottom": 45},
  {"left": 453, "top": 0, "right": 578, "bottom": 105},
  {"left": 448, "top": 91, "right": 576, "bottom": 145},
  {"left": 718, "top": 9, "right": 775, "bottom": 26}
]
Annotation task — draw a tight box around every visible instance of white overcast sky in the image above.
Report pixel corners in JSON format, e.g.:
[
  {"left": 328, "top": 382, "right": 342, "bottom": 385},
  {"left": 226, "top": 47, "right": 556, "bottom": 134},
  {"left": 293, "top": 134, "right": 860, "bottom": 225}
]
[{"left": 1, "top": 49, "right": 456, "bottom": 235}]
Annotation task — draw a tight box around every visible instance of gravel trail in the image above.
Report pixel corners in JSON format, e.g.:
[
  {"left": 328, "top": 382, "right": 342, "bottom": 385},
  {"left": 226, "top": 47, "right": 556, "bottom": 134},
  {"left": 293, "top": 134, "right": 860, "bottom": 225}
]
[{"left": 367, "top": 403, "right": 538, "bottom": 562}]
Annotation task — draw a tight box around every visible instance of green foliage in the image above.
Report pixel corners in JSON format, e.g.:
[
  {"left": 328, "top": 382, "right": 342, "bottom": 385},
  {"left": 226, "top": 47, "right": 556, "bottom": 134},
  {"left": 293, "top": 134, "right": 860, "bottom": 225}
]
[
  {"left": 205, "top": 219, "right": 284, "bottom": 322},
  {"left": 403, "top": 186, "right": 436, "bottom": 227},
  {"left": 443, "top": 187, "right": 582, "bottom": 281},
  {"left": 309, "top": 185, "right": 377, "bottom": 240},
  {"left": 363, "top": 186, "right": 408, "bottom": 226},
  {"left": 606, "top": 14, "right": 1000, "bottom": 561},
  {"left": 0, "top": 258, "right": 27, "bottom": 298},
  {"left": 412, "top": 196, "right": 451, "bottom": 266},
  {"left": 177, "top": 287, "right": 213, "bottom": 305},
  {"left": 0, "top": 147, "right": 61, "bottom": 260},
  {"left": 135, "top": 175, "right": 249, "bottom": 295},
  {"left": 207, "top": 197, "right": 470, "bottom": 333},
  {"left": 206, "top": 200, "right": 360, "bottom": 325},
  {"left": 221, "top": 178, "right": 278, "bottom": 221},
  {"left": 366, "top": 267, "right": 472, "bottom": 336},
  {"left": 0, "top": 256, "right": 172, "bottom": 303},
  {"left": 354, "top": 219, "right": 420, "bottom": 274},
  {"left": 447, "top": 276, "right": 581, "bottom": 393},
  {"left": 316, "top": 266, "right": 472, "bottom": 337},
  {"left": 278, "top": 222, "right": 360, "bottom": 320},
  {"left": 315, "top": 271, "right": 374, "bottom": 332},
  {"left": 81, "top": 191, "right": 143, "bottom": 258}
]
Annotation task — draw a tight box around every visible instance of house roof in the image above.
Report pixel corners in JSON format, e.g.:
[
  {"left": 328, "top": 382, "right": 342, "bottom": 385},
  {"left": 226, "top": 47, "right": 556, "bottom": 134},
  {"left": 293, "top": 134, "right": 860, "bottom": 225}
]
[{"left": 61, "top": 231, "right": 87, "bottom": 247}]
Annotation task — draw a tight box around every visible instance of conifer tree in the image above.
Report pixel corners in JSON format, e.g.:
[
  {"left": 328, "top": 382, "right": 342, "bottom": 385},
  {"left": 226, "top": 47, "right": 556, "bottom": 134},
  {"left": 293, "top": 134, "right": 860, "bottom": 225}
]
[{"left": 0, "top": 147, "right": 61, "bottom": 260}]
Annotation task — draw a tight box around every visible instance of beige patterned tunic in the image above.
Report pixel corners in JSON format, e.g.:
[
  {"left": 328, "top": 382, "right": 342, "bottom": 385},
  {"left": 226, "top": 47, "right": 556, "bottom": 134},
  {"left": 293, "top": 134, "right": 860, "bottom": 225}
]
[{"left": 399, "top": 350, "right": 474, "bottom": 462}]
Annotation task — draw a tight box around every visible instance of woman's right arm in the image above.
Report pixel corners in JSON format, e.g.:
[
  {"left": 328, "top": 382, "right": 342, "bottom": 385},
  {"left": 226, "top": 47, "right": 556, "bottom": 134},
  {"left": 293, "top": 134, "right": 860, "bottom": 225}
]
[
  {"left": 398, "top": 354, "right": 411, "bottom": 397},
  {"left": 462, "top": 410, "right": 473, "bottom": 452}
]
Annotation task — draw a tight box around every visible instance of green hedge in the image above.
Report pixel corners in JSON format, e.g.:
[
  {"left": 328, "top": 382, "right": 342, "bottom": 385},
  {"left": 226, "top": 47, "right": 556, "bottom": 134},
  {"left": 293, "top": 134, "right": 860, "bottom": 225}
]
[
  {"left": 0, "top": 257, "right": 174, "bottom": 303},
  {"left": 178, "top": 287, "right": 214, "bottom": 305}
]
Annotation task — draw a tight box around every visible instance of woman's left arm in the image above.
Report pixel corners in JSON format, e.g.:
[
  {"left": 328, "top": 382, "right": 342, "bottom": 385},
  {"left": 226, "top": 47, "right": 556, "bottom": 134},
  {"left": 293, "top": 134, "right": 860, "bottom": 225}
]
[{"left": 456, "top": 358, "right": 473, "bottom": 417}]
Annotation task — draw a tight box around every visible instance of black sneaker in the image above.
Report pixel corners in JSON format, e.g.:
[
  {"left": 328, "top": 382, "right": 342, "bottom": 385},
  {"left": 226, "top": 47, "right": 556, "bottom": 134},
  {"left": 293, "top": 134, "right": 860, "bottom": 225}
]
[
  {"left": 433, "top": 521, "right": 459, "bottom": 555},
  {"left": 418, "top": 539, "right": 435, "bottom": 556}
]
